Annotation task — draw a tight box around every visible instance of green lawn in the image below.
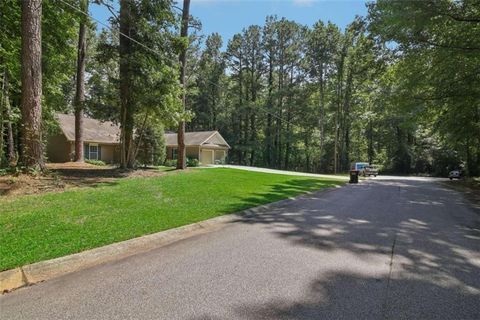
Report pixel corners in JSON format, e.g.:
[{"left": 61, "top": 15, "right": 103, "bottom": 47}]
[
  {"left": 156, "top": 166, "right": 177, "bottom": 172},
  {"left": 0, "top": 168, "right": 343, "bottom": 271}
]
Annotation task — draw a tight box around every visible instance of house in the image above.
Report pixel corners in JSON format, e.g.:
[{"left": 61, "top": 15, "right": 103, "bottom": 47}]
[
  {"left": 165, "top": 131, "right": 230, "bottom": 165},
  {"left": 47, "top": 114, "right": 121, "bottom": 163},
  {"left": 47, "top": 114, "right": 230, "bottom": 165}
]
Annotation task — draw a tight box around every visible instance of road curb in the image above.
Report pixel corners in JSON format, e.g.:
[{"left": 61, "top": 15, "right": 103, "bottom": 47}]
[{"left": 0, "top": 187, "right": 341, "bottom": 294}]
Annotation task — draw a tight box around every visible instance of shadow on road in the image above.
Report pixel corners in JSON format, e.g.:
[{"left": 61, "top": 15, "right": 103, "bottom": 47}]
[{"left": 217, "top": 178, "right": 480, "bottom": 319}]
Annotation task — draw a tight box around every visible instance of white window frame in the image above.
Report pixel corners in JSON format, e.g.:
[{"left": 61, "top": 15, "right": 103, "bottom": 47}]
[{"left": 89, "top": 143, "right": 99, "bottom": 160}]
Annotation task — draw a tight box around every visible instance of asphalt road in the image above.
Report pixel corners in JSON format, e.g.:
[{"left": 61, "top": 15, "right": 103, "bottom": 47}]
[{"left": 1, "top": 176, "right": 479, "bottom": 319}]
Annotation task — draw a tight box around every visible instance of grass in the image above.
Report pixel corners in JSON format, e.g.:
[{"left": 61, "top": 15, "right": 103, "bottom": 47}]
[
  {"left": 0, "top": 168, "right": 343, "bottom": 271},
  {"left": 442, "top": 177, "right": 480, "bottom": 210},
  {"left": 154, "top": 166, "right": 177, "bottom": 172}
]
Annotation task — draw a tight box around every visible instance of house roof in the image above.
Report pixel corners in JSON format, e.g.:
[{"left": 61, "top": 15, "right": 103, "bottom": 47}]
[
  {"left": 165, "top": 131, "right": 230, "bottom": 149},
  {"left": 56, "top": 114, "right": 120, "bottom": 144},
  {"left": 56, "top": 114, "right": 230, "bottom": 148}
]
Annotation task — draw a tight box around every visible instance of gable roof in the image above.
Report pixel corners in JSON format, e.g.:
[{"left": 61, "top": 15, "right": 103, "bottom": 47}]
[
  {"left": 165, "top": 131, "right": 230, "bottom": 149},
  {"left": 56, "top": 114, "right": 230, "bottom": 148},
  {"left": 56, "top": 113, "right": 120, "bottom": 144}
]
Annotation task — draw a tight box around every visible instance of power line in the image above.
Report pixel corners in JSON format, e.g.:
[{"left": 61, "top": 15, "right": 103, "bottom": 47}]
[
  {"left": 56, "top": 0, "right": 301, "bottom": 129},
  {"left": 57, "top": 0, "right": 164, "bottom": 59}
]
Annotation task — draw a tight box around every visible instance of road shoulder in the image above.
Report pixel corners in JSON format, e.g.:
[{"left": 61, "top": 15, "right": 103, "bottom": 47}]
[{"left": 441, "top": 179, "right": 480, "bottom": 213}]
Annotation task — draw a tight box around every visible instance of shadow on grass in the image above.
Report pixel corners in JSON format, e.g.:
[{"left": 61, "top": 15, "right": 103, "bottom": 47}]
[
  {"left": 50, "top": 166, "right": 169, "bottom": 188},
  {"left": 222, "top": 178, "right": 342, "bottom": 214},
  {"left": 0, "top": 166, "right": 176, "bottom": 198}
]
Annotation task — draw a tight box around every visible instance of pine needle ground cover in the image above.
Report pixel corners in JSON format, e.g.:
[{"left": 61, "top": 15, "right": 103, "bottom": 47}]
[{"left": 0, "top": 168, "right": 344, "bottom": 271}]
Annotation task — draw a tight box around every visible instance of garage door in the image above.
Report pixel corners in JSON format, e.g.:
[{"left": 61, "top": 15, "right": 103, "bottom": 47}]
[{"left": 201, "top": 149, "right": 214, "bottom": 165}]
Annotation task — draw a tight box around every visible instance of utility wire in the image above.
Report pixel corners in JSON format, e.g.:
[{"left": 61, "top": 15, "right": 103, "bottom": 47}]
[
  {"left": 58, "top": 0, "right": 165, "bottom": 59},
  {"left": 56, "top": 0, "right": 301, "bottom": 129}
]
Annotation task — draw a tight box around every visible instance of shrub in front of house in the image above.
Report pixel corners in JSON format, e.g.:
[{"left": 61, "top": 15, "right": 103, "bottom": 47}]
[
  {"left": 164, "top": 159, "right": 177, "bottom": 167},
  {"left": 187, "top": 158, "right": 199, "bottom": 167},
  {"left": 164, "top": 158, "right": 198, "bottom": 167},
  {"left": 85, "top": 159, "right": 106, "bottom": 166}
]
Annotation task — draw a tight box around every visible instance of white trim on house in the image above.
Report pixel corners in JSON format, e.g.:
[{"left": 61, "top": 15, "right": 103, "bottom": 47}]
[
  {"left": 202, "top": 132, "right": 231, "bottom": 149},
  {"left": 89, "top": 143, "right": 99, "bottom": 160},
  {"left": 199, "top": 131, "right": 219, "bottom": 147}
]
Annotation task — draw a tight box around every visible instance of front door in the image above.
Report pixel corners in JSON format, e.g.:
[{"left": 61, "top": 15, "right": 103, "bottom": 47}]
[{"left": 201, "top": 149, "right": 214, "bottom": 165}]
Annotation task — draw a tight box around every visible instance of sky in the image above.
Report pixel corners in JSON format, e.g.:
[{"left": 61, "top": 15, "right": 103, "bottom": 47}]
[{"left": 90, "top": 0, "right": 369, "bottom": 46}]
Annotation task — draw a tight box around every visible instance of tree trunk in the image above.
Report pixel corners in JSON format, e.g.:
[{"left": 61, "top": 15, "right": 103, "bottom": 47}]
[
  {"left": 249, "top": 53, "right": 257, "bottom": 166},
  {"left": 284, "top": 67, "right": 294, "bottom": 170},
  {"left": 249, "top": 113, "right": 255, "bottom": 166},
  {"left": 465, "top": 138, "right": 472, "bottom": 177},
  {"left": 0, "top": 68, "right": 5, "bottom": 166},
  {"left": 6, "top": 105, "right": 15, "bottom": 165},
  {"left": 133, "top": 111, "right": 149, "bottom": 160},
  {"left": 21, "top": 0, "right": 44, "bottom": 171},
  {"left": 341, "top": 66, "right": 353, "bottom": 171},
  {"left": 475, "top": 107, "right": 480, "bottom": 176},
  {"left": 237, "top": 54, "right": 244, "bottom": 165},
  {"left": 2, "top": 70, "right": 15, "bottom": 165},
  {"left": 334, "top": 111, "right": 339, "bottom": 174},
  {"left": 176, "top": 0, "right": 190, "bottom": 170},
  {"left": 306, "top": 134, "right": 313, "bottom": 172},
  {"left": 318, "top": 64, "right": 325, "bottom": 171},
  {"left": 334, "top": 47, "right": 346, "bottom": 174},
  {"left": 265, "top": 52, "right": 274, "bottom": 166},
  {"left": 368, "top": 120, "right": 374, "bottom": 164},
  {"left": 242, "top": 114, "right": 248, "bottom": 165},
  {"left": 74, "top": 0, "right": 88, "bottom": 162},
  {"left": 211, "top": 94, "right": 217, "bottom": 129},
  {"left": 284, "top": 114, "right": 291, "bottom": 170},
  {"left": 276, "top": 50, "right": 285, "bottom": 169},
  {"left": 119, "top": 0, "right": 135, "bottom": 169}
]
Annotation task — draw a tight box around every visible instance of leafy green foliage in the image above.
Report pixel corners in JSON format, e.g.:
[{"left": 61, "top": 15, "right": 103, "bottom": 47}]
[
  {"left": 188, "top": 33, "right": 226, "bottom": 130},
  {"left": 135, "top": 119, "right": 166, "bottom": 166},
  {"left": 1, "top": 0, "right": 477, "bottom": 176},
  {"left": 186, "top": 16, "right": 390, "bottom": 174},
  {"left": 1, "top": 0, "right": 87, "bottom": 168},
  {"left": 367, "top": 0, "right": 480, "bottom": 175},
  {"left": 164, "top": 159, "right": 177, "bottom": 167},
  {"left": 187, "top": 157, "right": 199, "bottom": 167},
  {"left": 180, "top": 5, "right": 478, "bottom": 176},
  {"left": 85, "top": 159, "right": 107, "bottom": 166}
]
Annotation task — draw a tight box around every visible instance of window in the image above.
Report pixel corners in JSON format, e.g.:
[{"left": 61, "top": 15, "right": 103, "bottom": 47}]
[
  {"left": 172, "top": 148, "right": 178, "bottom": 160},
  {"left": 89, "top": 144, "right": 99, "bottom": 160}
]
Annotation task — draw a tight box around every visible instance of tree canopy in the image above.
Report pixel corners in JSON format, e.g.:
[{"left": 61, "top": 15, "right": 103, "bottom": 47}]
[{"left": 1, "top": 0, "right": 478, "bottom": 176}]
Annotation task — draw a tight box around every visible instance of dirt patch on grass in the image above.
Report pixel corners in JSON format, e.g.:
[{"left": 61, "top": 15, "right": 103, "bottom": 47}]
[
  {"left": 0, "top": 163, "right": 174, "bottom": 198},
  {"left": 46, "top": 162, "right": 109, "bottom": 170},
  {"left": 0, "top": 175, "right": 66, "bottom": 197}
]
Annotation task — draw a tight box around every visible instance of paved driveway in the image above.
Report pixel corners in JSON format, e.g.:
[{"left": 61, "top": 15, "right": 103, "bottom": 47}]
[
  {"left": 1, "top": 177, "right": 479, "bottom": 319},
  {"left": 213, "top": 164, "right": 349, "bottom": 180}
]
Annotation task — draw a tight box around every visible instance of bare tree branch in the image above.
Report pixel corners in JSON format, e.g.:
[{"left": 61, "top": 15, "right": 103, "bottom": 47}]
[{"left": 94, "top": 0, "right": 119, "bottom": 22}]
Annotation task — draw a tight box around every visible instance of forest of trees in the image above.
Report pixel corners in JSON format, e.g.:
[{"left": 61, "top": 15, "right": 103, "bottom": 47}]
[{"left": 0, "top": 0, "right": 479, "bottom": 176}]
